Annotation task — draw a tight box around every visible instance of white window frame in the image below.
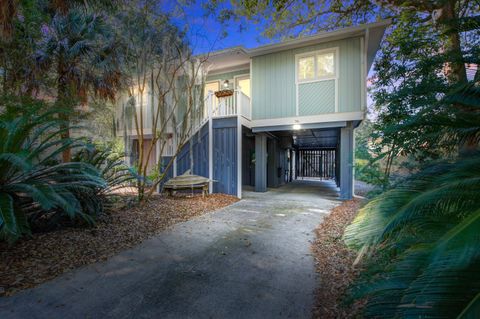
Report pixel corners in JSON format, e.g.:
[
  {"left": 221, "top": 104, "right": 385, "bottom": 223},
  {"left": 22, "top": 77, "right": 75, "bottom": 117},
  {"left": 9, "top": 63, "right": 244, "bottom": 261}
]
[
  {"left": 295, "top": 47, "right": 339, "bottom": 115},
  {"left": 295, "top": 47, "right": 339, "bottom": 84},
  {"left": 233, "top": 74, "right": 251, "bottom": 97}
]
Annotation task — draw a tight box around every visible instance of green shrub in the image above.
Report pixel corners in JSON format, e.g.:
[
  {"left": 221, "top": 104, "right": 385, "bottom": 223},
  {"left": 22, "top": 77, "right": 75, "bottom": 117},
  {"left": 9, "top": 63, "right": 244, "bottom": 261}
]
[
  {"left": 355, "top": 158, "right": 384, "bottom": 186},
  {"left": 73, "top": 144, "right": 135, "bottom": 213},
  {"left": 0, "top": 108, "right": 105, "bottom": 243},
  {"left": 344, "top": 154, "right": 480, "bottom": 317}
]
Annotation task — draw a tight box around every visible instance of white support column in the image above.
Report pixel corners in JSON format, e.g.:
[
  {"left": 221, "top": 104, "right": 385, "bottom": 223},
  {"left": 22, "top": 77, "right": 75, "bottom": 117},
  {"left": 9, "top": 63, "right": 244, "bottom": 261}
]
[
  {"left": 208, "top": 92, "right": 214, "bottom": 194},
  {"left": 237, "top": 113, "right": 242, "bottom": 198}
]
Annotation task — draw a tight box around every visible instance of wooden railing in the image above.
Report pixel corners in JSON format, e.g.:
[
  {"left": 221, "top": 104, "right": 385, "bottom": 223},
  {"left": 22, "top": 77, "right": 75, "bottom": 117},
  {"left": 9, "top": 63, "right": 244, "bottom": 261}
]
[
  {"left": 208, "top": 90, "right": 251, "bottom": 120},
  {"left": 171, "top": 90, "right": 251, "bottom": 156}
]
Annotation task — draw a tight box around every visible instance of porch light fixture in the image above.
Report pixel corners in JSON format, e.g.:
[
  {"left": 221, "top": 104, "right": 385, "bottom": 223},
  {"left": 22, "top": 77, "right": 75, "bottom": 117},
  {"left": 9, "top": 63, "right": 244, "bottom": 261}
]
[
  {"left": 223, "top": 80, "right": 230, "bottom": 88},
  {"left": 293, "top": 121, "right": 301, "bottom": 130}
]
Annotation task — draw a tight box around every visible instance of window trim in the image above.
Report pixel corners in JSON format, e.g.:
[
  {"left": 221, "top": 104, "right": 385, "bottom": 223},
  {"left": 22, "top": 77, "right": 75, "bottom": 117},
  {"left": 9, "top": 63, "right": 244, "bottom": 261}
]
[
  {"left": 295, "top": 47, "right": 339, "bottom": 84},
  {"left": 234, "top": 73, "right": 251, "bottom": 98},
  {"left": 295, "top": 47, "right": 339, "bottom": 115}
]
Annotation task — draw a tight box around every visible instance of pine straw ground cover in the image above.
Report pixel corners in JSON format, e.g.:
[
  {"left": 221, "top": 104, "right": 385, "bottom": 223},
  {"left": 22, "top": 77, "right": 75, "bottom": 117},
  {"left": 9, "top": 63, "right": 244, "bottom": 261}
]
[
  {"left": 311, "top": 198, "right": 364, "bottom": 318},
  {"left": 0, "top": 194, "right": 238, "bottom": 296}
]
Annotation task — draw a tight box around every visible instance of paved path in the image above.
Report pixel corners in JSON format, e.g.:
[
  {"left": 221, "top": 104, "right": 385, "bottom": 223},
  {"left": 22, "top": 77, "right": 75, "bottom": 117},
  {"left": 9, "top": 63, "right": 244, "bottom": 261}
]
[{"left": 0, "top": 180, "right": 339, "bottom": 319}]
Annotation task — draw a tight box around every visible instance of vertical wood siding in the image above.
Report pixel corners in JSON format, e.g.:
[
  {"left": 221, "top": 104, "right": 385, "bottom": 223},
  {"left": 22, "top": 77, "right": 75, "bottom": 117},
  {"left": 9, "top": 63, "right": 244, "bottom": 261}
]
[
  {"left": 212, "top": 118, "right": 238, "bottom": 195},
  {"left": 176, "top": 123, "right": 209, "bottom": 177},
  {"left": 158, "top": 156, "right": 174, "bottom": 190},
  {"left": 251, "top": 37, "right": 362, "bottom": 119}
]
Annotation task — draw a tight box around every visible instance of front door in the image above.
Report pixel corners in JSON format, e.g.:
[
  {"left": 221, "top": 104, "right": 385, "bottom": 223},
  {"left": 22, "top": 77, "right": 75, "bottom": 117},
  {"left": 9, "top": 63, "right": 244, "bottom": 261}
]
[{"left": 235, "top": 75, "right": 250, "bottom": 98}]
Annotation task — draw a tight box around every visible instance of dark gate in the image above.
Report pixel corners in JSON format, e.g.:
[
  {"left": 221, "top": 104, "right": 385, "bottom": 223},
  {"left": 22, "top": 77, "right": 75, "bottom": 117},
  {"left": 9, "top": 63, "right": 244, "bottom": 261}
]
[{"left": 297, "top": 149, "right": 336, "bottom": 180}]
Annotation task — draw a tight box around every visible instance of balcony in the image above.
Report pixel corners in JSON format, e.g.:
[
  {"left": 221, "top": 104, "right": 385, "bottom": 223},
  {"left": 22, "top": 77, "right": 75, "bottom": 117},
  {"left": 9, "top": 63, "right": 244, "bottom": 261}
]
[{"left": 206, "top": 89, "right": 252, "bottom": 120}]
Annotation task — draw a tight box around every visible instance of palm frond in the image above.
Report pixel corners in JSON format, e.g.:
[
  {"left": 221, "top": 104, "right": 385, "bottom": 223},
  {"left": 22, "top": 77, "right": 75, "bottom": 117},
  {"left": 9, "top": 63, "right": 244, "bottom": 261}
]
[
  {"left": 345, "top": 154, "right": 480, "bottom": 317},
  {"left": 0, "top": 106, "right": 116, "bottom": 243}
]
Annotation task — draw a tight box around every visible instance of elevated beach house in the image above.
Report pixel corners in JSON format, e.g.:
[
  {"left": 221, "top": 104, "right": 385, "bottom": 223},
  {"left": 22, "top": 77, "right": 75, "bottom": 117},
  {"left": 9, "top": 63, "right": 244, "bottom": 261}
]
[{"left": 116, "top": 21, "right": 389, "bottom": 199}]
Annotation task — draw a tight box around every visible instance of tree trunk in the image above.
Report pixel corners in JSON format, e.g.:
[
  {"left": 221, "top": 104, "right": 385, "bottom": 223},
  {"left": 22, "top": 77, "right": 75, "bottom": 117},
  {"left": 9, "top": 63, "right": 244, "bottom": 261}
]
[
  {"left": 60, "top": 113, "right": 71, "bottom": 162},
  {"left": 437, "top": 0, "right": 477, "bottom": 153},
  {"left": 438, "top": 0, "right": 467, "bottom": 84},
  {"left": 57, "top": 55, "right": 72, "bottom": 162}
]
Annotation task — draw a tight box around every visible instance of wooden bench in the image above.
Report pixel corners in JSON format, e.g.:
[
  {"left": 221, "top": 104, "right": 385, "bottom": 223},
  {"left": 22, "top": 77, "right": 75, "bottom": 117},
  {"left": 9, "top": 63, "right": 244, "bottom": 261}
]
[{"left": 163, "top": 171, "right": 212, "bottom": 197}]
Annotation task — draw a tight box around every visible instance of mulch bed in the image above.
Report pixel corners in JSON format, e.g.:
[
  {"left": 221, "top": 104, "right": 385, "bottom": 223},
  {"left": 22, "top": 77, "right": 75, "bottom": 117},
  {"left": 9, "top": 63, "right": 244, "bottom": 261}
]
[
  {"left": 354, "top": 180, "right": 375, "bottom": 197},
  {"left": 0, "top": 194, "right": 238, "bottom": 296},
  {"left": 311, "top": 198, "right": 365, "bottom": 319}
]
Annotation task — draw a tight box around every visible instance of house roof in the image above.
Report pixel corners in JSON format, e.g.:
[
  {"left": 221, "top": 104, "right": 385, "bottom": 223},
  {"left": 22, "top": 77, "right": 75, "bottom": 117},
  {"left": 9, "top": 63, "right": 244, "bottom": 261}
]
[{"left": 203, "top": 20, "right": 390, "bottom": 74}]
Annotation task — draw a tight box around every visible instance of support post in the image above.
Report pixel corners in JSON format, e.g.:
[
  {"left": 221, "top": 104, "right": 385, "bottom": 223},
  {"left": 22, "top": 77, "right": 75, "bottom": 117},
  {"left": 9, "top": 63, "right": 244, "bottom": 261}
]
[
  {"left": 289, "top": 148, "right": 293, "bottom": 183},
  {"left": 208, "top": 91, "right": 213, "bottom": 193},
  {"left": 236, "top": 112, "right": 242, "bottom": 198},
  {"left": 339, "top": 122, "right": 354, "bottom": 199},
  {"left": 255, "top": 134, "right": 267, "bottom": 192},
  {"left": 335, "top": 146, "right": 340, "bottom": 187}
]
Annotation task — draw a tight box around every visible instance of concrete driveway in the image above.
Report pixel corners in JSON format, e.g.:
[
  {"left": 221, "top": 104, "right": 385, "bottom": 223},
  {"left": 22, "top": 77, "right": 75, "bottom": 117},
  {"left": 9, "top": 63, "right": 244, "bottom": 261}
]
[{"left": 0, "top": 180, "right": 339, "bottom": 319}]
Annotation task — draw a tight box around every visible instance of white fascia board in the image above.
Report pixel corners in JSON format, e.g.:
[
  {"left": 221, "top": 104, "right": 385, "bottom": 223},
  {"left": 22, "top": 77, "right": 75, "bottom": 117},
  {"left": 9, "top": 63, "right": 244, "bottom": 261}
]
[
  {"left": 207, "top": 64, "right": 251, "bottom": 76},
  {"left": 250, "top": 111, "right": 364, "bottom": 128}
]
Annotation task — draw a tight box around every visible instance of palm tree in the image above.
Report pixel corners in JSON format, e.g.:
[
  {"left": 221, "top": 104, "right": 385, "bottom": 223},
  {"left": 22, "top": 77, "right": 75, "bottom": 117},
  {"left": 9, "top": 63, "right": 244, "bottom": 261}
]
[
  {"left": 36, "top": 8, "right": 123, "bottom": 161},
  {"left": 1, "top": 0, "right": 118, "bottom": 40}
]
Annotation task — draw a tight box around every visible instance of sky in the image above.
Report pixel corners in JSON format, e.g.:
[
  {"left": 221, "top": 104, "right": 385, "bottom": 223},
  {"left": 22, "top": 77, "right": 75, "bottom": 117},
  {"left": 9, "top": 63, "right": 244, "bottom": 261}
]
[{"left": 166, "top": 1, "right": 273, "bottom": 54}]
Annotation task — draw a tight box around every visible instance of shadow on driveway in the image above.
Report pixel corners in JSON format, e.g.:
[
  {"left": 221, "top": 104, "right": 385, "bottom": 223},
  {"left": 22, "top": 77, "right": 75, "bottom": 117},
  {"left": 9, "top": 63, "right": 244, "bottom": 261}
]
[{"left": 0, "top": 180, "right": 340, "bottom": 319}]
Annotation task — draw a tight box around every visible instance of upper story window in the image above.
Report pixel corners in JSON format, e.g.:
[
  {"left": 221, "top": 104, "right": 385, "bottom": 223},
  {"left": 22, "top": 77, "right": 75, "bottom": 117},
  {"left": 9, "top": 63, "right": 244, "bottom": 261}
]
[{"left": 297, "top": 49, "right": 337, "bottom": 82}]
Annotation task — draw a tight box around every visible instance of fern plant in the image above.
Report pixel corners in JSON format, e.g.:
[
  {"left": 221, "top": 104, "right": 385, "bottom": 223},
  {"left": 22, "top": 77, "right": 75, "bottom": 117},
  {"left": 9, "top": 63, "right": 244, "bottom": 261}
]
[{"left": 0, "top": 108, "right": 105, "bottom": 242}]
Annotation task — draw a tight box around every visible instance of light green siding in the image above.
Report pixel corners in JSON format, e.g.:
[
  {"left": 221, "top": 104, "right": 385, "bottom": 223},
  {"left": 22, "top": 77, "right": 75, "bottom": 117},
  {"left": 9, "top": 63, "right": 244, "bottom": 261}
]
[
  {"left": 338, "top": 38, "right": 362, "bottom": 112},
  {"left": 251, "top": 37, "right": 362, "bottom": 120},
  {"left": 176, "top": 75, "right": 188, "bottom": 121},
  {"left": 298, "top": 80, "right": 335, "bottom": 116},
  {"left": 252, "top": 51, "right": 296, "bottom": 119}
]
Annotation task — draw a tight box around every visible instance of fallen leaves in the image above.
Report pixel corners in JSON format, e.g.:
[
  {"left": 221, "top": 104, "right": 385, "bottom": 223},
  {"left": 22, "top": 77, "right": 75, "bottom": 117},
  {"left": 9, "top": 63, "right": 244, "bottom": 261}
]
[
  {"left": 311, "top": 198, "right": 365, "bottom": 319},
  {"left": 0, "top": 194, "right": 238, "bottom": 296}
]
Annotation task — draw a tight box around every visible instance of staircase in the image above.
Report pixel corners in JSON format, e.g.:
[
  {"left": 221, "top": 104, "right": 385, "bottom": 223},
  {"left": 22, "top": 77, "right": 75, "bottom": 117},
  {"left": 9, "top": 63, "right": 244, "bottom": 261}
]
[
  {"left": 175, "top": 89, "right": 251, "bottom": 145},
  {"left": 170, "top": 90, "right": 250, "bottom": 197}
]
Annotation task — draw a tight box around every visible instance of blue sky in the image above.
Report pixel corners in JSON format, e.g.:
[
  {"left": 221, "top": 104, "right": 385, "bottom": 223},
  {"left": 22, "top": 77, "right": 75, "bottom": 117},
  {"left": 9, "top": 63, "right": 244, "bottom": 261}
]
[{"left": 167, "top": 1, "right": 273, "bottom": 54}]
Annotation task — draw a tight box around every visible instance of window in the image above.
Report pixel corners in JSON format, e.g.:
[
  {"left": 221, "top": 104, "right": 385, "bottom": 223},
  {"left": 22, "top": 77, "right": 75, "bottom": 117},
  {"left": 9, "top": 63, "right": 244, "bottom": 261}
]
[
  {"left": 204, "top": 81, "right": 219, "bottom": 98},
  {"left": 297, "top": 50, "right": 336, "bottom": 82},
  {"left": 317, "top": 52, "right": 335, "bottom": 77},
  {"left": 298, "top": 56, "right": 315, "bottom": 81}
]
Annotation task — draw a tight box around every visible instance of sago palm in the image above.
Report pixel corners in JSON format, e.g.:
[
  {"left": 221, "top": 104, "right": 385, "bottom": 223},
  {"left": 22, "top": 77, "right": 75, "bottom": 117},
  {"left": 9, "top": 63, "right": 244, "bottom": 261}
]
[
  {"left": 0, "top": 107, "right": 105, "bottom": 243},
  {"left": 344, "top": 83, "right": 480, "bottom": 317},
  {"left": 73, "top": 144, "right": 135, "bottom": 214}
]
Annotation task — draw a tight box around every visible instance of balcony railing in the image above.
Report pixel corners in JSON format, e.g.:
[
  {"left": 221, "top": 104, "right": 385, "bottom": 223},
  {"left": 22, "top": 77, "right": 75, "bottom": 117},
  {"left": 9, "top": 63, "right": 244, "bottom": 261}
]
[
  {"left": 204, "top": 90, "right": 251, "bottom": 120},
  {"left": 170, "top": 89, "right": 252, "bottom": 156}
]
